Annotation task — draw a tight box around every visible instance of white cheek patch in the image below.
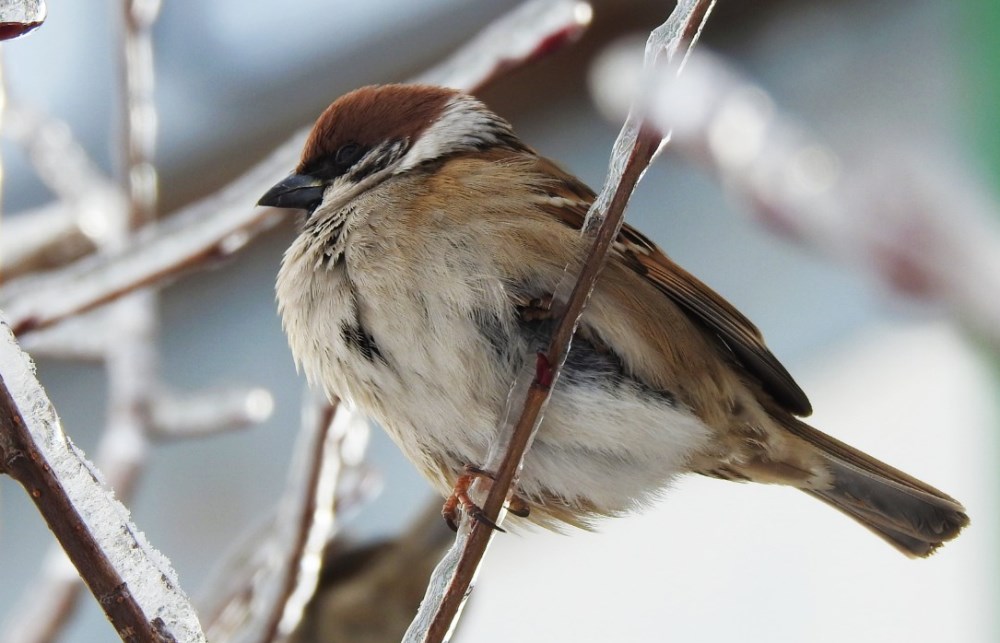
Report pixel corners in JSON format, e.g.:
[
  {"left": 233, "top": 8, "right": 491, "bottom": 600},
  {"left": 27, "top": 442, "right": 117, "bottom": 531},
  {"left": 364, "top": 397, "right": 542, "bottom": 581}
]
[{"left": 398, "top": 96, "right": 512, "bottom": 171}]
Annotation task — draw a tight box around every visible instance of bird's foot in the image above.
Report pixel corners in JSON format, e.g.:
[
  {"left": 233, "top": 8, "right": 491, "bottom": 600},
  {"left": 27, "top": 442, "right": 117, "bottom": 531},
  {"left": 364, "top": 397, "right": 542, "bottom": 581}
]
[{"left": 441, "top": 465, "right": 530, "bottom": 531}]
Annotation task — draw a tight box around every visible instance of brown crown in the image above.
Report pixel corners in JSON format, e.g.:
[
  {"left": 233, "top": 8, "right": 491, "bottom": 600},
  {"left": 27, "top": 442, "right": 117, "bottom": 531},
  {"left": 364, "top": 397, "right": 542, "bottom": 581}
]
[{"left": 297, "top": 84, "right": 460, "bottom": 172}]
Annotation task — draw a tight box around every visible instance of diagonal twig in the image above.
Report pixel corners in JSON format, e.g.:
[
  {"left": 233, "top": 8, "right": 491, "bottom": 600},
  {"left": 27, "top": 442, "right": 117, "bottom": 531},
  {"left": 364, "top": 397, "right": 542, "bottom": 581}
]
[
  {"left": 404, "top": 2, "right": 717, "bottom": 642},
  {"left": 0, "top": 319, "right": 205, "bottom": 642},
  {"left": 591, "top": 46, "right": 1000, "bottom": 350}
]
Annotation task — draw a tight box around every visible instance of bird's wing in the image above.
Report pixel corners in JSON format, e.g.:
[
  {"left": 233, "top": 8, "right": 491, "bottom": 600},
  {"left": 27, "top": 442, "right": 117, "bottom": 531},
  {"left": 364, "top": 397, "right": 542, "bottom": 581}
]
[{"left": 531, "top": 157, "right": 812, "bottom": 417}]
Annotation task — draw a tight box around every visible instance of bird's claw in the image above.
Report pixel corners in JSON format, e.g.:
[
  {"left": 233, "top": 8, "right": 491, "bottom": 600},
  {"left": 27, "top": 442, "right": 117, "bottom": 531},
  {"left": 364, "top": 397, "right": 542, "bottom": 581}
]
[{"left": 441, "top": 465, "right": 511, "bottom": 532}]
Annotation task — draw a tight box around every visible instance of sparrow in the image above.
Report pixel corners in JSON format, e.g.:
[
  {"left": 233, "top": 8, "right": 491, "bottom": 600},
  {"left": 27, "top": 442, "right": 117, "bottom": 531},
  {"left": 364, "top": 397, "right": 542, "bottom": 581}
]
[{"left": 260, "top": 83, "right": 968, "bottom": 557}]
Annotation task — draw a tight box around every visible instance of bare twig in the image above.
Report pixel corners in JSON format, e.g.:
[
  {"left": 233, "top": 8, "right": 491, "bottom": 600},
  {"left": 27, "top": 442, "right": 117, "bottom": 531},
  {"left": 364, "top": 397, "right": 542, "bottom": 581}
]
[
  {"left": 405, "top": 2, "right": 716, "bottom": 642},
  {"left": 0, "top": 0, "right": 592, "bottom": 337}
]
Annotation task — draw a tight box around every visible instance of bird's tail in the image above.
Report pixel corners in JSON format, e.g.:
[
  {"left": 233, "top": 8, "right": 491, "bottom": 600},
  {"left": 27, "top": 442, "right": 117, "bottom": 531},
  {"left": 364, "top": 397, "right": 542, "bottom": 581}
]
[{"left": 780, "top": 417, "right": 969, "bottom": 558}]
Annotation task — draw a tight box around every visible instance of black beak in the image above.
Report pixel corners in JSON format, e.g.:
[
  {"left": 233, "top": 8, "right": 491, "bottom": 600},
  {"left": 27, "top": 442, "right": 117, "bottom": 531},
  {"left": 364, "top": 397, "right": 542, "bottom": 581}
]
[{"left": 258, "top": 173, "right": 325, "bottom": 212}]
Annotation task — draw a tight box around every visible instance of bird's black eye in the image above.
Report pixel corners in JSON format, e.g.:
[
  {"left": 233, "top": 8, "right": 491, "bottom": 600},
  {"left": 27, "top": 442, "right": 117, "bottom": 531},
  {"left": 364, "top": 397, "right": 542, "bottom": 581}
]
[{"left": 335, "top": 142, "right": 363, "bottom": 167}]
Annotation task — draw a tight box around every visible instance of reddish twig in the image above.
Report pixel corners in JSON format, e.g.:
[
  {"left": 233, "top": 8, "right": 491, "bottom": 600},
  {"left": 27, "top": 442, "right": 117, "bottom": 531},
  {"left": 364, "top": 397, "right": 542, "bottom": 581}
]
[{"left": 406, "top": 2, "right": 716, "bottom": 642}]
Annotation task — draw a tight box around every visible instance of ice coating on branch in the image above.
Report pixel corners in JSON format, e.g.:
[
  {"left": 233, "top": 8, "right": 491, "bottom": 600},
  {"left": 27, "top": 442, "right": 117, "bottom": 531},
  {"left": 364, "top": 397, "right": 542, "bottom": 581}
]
[
  {"left": 199, "top": 393, "right": 376, "bottom": 643},
  {"left": 0, "top": 0, "right": 46, "bottom": 39},
  {"left": 416, "top": 0, "right": 592, "bottom": 90},
  {"left": 0, "top": 0, "right": 592, "bottom": 337},
  {"left": 590, "top": 44, "right": 1000, "bottom": 349},
  {"left": 0, "top": 317, "right": 207, "bottom": 642},
  {"left": 404, "top": 2, "right": 716, "bottom": 642}
]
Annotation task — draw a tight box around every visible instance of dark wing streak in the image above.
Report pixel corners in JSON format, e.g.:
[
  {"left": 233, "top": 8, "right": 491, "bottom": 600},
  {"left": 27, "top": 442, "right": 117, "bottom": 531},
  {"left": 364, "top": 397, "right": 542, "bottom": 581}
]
[{"left": 530, "top": 157, "right": 812, "bottom": 417}]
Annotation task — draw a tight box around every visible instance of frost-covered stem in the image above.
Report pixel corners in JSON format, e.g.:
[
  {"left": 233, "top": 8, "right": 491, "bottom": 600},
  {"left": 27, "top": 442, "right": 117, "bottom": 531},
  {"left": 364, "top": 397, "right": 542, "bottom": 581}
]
[
  {"left": 0, "top": 364, "right": 174, "bottom": 641},
  {"left": 406, "top": 3, "right": 715, "bottom": 642},
  {"left": 0, "top": 0, "right": 592, "bottom": 337},
  {"left": 0, "top": 320, "right": 206, "bottom": 641},
  {"left": 0, "top": 0, "right": 46, "bottom": 40},
  {"left": 591, "top": 47, "right": 1000, "bottom": 350},
  {"left": 0, "top": 103, "right": 124, "bottom": 281},
  {"left": 257, "top": 400, "right": 337, "bottom": 643}
]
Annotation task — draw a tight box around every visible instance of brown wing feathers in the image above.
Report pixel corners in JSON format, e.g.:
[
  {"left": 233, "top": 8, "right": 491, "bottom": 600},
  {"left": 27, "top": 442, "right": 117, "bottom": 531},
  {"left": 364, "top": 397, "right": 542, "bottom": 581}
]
[{"left": 530, "top": 156, "right": 812, "bottom": 416}]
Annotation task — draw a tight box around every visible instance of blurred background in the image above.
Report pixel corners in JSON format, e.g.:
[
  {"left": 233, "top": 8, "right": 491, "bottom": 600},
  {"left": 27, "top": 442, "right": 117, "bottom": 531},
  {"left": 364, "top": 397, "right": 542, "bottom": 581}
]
[{"left": 1, "top": 0, "right": 998, "bottom": 641}]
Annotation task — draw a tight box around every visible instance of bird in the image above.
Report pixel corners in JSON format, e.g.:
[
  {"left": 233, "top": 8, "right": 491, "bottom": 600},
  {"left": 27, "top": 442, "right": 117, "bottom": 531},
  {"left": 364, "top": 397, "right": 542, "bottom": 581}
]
[{"left": 259, "top": 83, "right": 968, "bottom": 557}]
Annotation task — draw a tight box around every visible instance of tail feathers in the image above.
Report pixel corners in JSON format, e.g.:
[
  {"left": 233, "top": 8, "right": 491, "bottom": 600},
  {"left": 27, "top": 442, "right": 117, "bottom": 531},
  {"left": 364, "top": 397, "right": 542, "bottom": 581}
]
[
  {"left": 805, "top": 458, "right": 968, "bottom": 557},
  {"left": 782, "top": 418, "right": 969, "bottom": 558}
]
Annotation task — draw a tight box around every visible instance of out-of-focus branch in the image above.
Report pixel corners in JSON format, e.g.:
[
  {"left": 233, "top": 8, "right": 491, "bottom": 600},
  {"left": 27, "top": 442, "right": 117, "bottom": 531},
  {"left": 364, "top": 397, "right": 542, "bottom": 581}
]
[
  {"left": 0, "top": 320, "right": 206, "bottom": 642},
  {"left": 591, "top": 46, "right": 1000, "bottom": 349},
  {"left": 289, "top": 501, "right": 455, "bottom": 643},
  {"left": 0, "top": 103, "right": 125, "bottom": 281},
  {"left": 0, "top": 0, "right": 593, "bottom": 337},
  {"left": 15, "top": 309, "right": 111, "bottom": 360},
  {"left": 0, "top": 202, "right": 106, "bottom": 282},
  {"left": 258, "top": 398, "right": 369, "bottom": 643},
  {"left": 200, "top": 393, "right": 377, "bottom": 643},
  {"left": 414, "top": 0, "right": 592, "bottom": 90},
  {"left": 404, "top": 3, "right": 716, "bottom": 642},
  {"left": 148, "top": 386, "right": 275, "bottom": 440}
]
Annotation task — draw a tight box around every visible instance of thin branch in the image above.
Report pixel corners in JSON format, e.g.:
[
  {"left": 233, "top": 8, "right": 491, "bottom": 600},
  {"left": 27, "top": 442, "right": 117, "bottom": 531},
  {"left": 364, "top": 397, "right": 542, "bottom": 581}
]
[
  {"left": 15, "top": 309, "right": 111, "bottom": 360},
  {"left": 404, "top": 2, "right": 716, "bottom": 642},
  {"left": 591, "top": 46, "right": 1000, "bottom": 350},
  {"left": 148, "top": 386, "right": 275, "bottom": 440},
  {"left": 0, "top": 320, "right": 205, "bottom": 641},
  {"left": 0, "top": 0, "right": 592, "bottom": 336},
  {"left": 199, "top": 394, "right": 377, "bottom": 643},
  {"left": 258, "top": 398, "right": 373, "bottom": 643},
  {"left": 0, "top": 102, "right": 125, "bottom": 281},
  {"left": 0, "top": 374, "right": 166, "bottom": 642},
  {"left": 0, "top": 202, "right": 108, "bottom": 283}
]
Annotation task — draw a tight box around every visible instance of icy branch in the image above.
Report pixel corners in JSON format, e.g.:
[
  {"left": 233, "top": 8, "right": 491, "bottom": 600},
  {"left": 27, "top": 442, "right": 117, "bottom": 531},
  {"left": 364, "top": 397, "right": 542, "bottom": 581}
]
[
  {"left": 590, "top": 46, "right": 1000, "bottom": 349},
  {"left": 0, "top": 0, "right": 593, "bottom": 336},
  {"left": 148, "top": 386, "right": 275, "bottom": 439},
  {"left": 404, "top": 2, "right": 716, "bottom": 642},
  {"left": 415, "top": 0, "right": 592, "bottom": 90},
  {"left": 0, "top": 319, "right": 206, "bottom": 641},
  {"left": 0, "top": 103, "right": 125, "bottom": 280},
  {"left": 199, "top": 393, "right": 376, "bottom": 643},
  {"left": 0, "top": 0, "right": 45, "bottom": 40}
]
